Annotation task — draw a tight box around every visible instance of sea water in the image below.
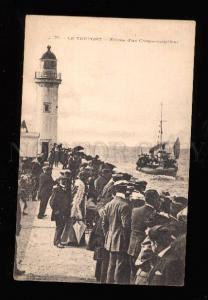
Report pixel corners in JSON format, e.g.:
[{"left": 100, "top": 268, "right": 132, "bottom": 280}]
[{"left": 85, "top": 146, "right": 190, "bottom": 198}]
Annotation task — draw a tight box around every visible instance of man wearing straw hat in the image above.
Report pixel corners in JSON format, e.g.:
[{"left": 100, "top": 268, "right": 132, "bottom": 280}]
[{"left": 102, "top": 180, "right": 131, "bottom": 284}]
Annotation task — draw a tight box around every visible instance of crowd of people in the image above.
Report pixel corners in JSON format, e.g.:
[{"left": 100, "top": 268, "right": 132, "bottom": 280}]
[{"left": 17, "top": 143, "right": 188, "bottom": 285}]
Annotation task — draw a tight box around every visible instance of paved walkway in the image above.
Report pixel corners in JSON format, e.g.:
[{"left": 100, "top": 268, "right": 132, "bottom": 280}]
[{"left": 15, "top": 166, "right": 96, "bottom": 283}]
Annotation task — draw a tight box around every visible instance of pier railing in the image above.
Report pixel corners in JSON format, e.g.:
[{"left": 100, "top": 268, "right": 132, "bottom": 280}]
[{"left": 35, "top": 72, "right": 61, "bottom": 80}]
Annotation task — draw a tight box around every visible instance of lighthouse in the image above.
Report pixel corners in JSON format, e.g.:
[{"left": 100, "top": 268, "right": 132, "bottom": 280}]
[{"left": 34, "top": 46, "right": 62, "bottom": 160}]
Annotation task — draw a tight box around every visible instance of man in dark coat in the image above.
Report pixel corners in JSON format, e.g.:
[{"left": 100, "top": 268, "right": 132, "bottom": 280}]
[
  {"left": 97, "top": 173, "right": 129, "bottom": 211},
  {"left": 89, "top": 211, "right": 109, "bottom": 283},
  {"left": 54, "top": 146, "right": 60, "bottom": 167},
  {"left": 147, "top": 225, "right": 184, "bottom": 286},
  {"left": 50, "top": 171, "right": 72, "bottom": 248},
  {"left": 127, "top": 189, "right": 160, "bottom": 284},
  {"left": 102, "top": 180, "right": 131, "bottom": 284},
  {"left": 37, "top": 166, "right": 54, "bottom": 219}
]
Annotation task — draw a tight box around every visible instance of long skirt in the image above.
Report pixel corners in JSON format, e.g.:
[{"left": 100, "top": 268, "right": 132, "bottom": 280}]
[{"left": 60, "top": 218, "right": 86, "bottom": 246}]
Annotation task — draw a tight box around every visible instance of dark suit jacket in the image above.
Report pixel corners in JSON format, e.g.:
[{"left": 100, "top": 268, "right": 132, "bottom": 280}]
[
  {"left": 102, "top": 196, "right": 131, "bottom": 252},
  {"left": 31, "top": 161, "right": 42, "bottom": 177},
  {"left": 101, "top": 180, "right": 115, "bottom": 200},
  {"left": 97, "top": 180, "right": 115, "bottom": 211},
  {"left": 94, "top": 175, "right": 110, "bottom": 200},
  {"left": 128, "top": 204, "right": 155, "bottom": 257},
  {"left": 148, "top": 248, "right": 184, "bottom": 286},
  {"left": 50, "top": 186, "right": 71, "bottom": 221},
  {"left": 38, "top": 173, "right": 54, "bottom": 200}
]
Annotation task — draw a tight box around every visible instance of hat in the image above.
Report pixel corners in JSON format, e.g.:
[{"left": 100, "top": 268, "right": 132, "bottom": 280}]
[
  {"left": 102, "top": 168, "right": 113, "bottom": 174},
  {"left": 60, "top": 170, "right": 71, "bottom": 178},
  {"left": 85, "top": 165, "right": 92, "bottom": 171},
  {"left": 112, "top": 167, "right": 120, "bottom": 174},
  {"left": 129, "top": 177, "right": 139, "bottom": 183},
  {"left": 126, "top": 183, "right": 135, "bottom": 193},
  {"left": 81, "top": 162, "right": 88, "bottom": 168},
  {"left": 121, "top": 173, "right": 132, "bottom": 181},
  {"left": 114, "top": 180, "right": 128, "bottom": 193},
  {"left": 172, "top": 197, "right": 188, "bottom": 208},
  {"left": 43, "top": 166, "right": 52, "bottom": 172},
  {"left": 85, "top": 155, "right": 92, "bottom": 161},
  {"left": 137, "top": 249, "right": 154, "bottom": 266},
  {"left": 135, "top": 180, "right": 147, "bottom": 187},
  {"left": 134, "top": 180, "right": 147, "bottom": 191},
  {"left": 161, "top": 191, "right": 170, "bottom": 197},
  {"left": 130, "top": 191, "right": 145, "bottom": 201},
  {"left": 145, "top": 189, "right": 160, "bottom": 203},
  {"left": 148, "top": 225, "right": 171, "bottom": 244},
  {"left": 102, "top": 163, "right": 116, "bottom": 171},
  {"left": 141, "top": 238, "right": 152, "bottom": 247},
  {"left": 73, "top": 146, "right": 84, "bottom": 152},
  {"left": 114, "top": 180, "right": 129, "bottom": 187},
  {"left": 112, "top": 173, "right": 126, "bottom": 181}
]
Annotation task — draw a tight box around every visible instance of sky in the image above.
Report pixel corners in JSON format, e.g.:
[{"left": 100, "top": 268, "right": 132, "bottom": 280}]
[{"left": 22, "top": 16, "right": 195, "bottom": 148}]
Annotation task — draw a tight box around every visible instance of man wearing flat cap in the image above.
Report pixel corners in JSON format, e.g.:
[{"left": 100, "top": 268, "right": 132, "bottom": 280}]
[
  {"left": 102, "top": 180, "right": 131, "bottom": 284},
  {"left": 134, "top": 181, "right": 147, "bottom": 196},
  {"left": 127, "top": 189, "right": 160, "bottom": 283},
  {"left": 147, "top": 225, "right": 184, "bottom": 286},
  {"left": 37, "top": 166, "right": 54, "bottom": 219}
]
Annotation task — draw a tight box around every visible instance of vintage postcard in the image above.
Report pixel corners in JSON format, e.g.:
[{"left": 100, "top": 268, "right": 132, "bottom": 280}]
[{"left": 14, "top": 15, "right": 195, "bottom": 285}]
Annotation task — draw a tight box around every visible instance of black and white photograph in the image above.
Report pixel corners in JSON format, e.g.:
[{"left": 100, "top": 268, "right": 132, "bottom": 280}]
[{"left": 14, "top": 15, "right": 195, "bottom": 285}]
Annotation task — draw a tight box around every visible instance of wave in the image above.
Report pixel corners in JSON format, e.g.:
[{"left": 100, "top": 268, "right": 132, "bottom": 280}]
[{"left": 150, "top": 175, "right": 176, "bottom": 182}]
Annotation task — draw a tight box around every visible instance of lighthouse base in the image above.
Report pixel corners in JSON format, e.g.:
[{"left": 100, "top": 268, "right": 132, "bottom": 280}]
[{"left": 38, "top": 139, "right": 54, "bottom": 161}]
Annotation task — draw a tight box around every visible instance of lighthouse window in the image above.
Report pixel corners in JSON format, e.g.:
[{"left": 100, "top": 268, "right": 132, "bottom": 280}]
[{"left": 43, "top": 103, "right": 51, "bottom": 113}]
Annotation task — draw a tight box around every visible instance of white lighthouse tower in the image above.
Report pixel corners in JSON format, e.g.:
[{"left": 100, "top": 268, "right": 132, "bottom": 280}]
[{"left": 34, "top": 46, "right": 62, "bottom": 160}]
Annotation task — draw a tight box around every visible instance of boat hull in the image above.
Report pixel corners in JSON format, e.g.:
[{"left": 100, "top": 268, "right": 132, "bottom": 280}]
[{"left": 137, "top": 166, "right": 177, "bottom": 177}]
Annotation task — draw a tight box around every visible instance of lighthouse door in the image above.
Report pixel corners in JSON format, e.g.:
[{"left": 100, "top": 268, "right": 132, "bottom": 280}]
[{"left": 41, "top": 142, "right": 49, "bottom": 161}]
